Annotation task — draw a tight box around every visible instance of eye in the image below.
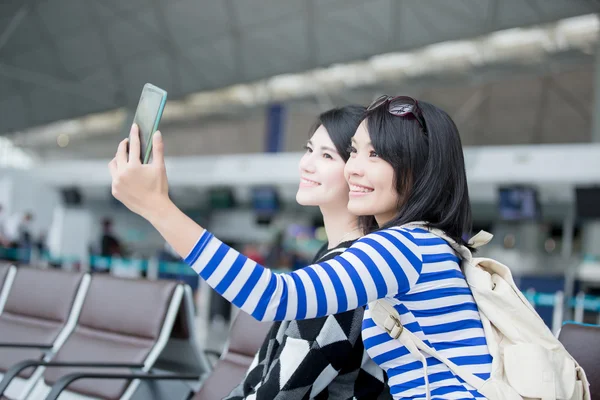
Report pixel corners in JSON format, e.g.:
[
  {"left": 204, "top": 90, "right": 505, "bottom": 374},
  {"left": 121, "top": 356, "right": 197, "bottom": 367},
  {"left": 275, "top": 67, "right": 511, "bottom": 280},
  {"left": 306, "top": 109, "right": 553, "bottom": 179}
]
[
  {"left": 323, "top": 153, "right": 333, "bottom": 160},
  {"left": 369, "top": 150, "right": 379, "bottom": 158},
  {"left": 347, "top": 145, "right": 356, "bottom": 154},
  {"left": 303, "top": 145, "right": 313, "bottom": 153}
]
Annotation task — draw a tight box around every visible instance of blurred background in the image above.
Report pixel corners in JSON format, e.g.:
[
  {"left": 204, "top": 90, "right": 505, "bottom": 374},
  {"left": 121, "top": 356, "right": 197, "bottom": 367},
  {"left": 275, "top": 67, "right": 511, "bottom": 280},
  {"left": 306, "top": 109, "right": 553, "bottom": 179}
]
[{"left": 1, "top": 0, "right": 600, "bottom": 340}]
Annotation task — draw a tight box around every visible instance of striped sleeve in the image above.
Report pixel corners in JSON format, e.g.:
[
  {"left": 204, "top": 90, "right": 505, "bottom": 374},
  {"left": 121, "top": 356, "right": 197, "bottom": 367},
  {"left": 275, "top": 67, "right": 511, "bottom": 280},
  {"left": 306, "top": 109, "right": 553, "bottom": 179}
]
[{"left": 185, "top": 227, "right": 423, "bottom": 322}]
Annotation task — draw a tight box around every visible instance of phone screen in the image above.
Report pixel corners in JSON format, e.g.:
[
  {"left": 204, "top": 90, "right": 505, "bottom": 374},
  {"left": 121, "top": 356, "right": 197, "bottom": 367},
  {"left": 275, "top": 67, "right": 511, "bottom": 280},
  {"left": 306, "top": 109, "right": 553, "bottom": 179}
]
[{"left": 132, "top": 84, "right": 167, "bottom": 164}]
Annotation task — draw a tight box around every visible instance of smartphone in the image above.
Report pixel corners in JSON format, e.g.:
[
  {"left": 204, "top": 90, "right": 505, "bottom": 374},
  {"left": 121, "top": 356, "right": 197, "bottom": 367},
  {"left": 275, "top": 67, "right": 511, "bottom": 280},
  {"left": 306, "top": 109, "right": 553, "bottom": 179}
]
[{"left": 131, "top": 83, "right": 167, "bottom": 164}]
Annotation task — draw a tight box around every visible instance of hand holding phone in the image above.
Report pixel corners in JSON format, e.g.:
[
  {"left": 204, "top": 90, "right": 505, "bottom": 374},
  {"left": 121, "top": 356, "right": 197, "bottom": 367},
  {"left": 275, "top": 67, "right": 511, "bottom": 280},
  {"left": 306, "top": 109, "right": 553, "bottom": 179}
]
[{"left": 132, "top": 83, "right": 167, "bottom": 164}]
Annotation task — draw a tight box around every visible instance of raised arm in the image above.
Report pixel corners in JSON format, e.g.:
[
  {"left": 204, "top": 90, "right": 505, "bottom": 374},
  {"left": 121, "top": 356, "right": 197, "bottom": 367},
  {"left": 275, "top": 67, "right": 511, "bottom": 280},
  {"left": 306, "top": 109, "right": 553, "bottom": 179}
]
[
  {"left": 109, "top": 126, "right": 422, "bottom": 321},
  {"left": 179, "top": 225, "right": 422, "bottom": 321}
]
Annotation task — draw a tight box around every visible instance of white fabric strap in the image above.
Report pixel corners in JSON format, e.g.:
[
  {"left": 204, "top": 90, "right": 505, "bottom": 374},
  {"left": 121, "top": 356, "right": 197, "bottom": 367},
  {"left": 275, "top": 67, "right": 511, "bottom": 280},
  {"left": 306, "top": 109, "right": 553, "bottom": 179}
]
[
  {"left": 370, "top": 299, "right": 489, "bottom": 396},
  {"left": 369, "top": 300, "right": 432, "bottom": 399},
  {"left": 399, "top": 318, "right": 488, "bottom": 390},
  {"left": 468, "top": 231, "right": 493, "bottom": 248},
  {"left": 402, "top": 331, "right": 432, "bottom": 400},
  {"left": 401, "top": 222, "right": 493, "bottom": 263},
  {"left": 370, "top": 300, "right": 403, "bottom": 339}
]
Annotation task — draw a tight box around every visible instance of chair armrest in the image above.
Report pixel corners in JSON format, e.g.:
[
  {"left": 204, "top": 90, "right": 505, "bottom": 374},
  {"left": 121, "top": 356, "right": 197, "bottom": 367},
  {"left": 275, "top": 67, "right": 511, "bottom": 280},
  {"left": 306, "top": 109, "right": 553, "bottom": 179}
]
[
  {"left": 0, "top": 342, "right": 53, "bottom": 349},
  {"left": 45, "top": 371, "right": 201, "bottom": 400},
  {"left": 0, "top": 360, "right": 143, "bottom": 395}
]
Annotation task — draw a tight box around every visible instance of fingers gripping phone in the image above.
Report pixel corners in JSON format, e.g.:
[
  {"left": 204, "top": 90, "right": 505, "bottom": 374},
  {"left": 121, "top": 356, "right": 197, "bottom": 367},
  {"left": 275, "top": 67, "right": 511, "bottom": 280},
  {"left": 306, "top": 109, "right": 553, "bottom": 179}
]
[{"left": 132, "top": 83, "right": 167, "bottom": 164}]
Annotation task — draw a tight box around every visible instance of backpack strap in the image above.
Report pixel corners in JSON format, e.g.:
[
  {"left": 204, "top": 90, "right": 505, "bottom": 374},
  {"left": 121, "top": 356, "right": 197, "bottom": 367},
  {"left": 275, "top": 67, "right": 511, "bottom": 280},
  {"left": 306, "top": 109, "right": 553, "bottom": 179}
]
[
  {"left": 468, "top": 231, "right": 494, "bottom": 248},
  {"left": 320, "top": 247, "right": 346, "bottom": 259},
  {"left": 400, "top": 222, "right": 493, "bottom": 262},
  {"left": 369, "top": 299, "right": 490, "bottom": 398}
]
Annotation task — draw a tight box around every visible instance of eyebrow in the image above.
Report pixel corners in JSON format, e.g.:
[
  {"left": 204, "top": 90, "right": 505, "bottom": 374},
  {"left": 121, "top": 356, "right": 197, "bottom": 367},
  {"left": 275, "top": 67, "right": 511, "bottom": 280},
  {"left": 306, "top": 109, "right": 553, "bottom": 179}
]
[
  {"left": 321, "top": 146, "right": 338, "bottom": 153},
  {"left": 307, "top": 140, "right": 339, "bottom": 154},
  {"left": 350, "top": 138, "right": 372, "bottom": 146}
]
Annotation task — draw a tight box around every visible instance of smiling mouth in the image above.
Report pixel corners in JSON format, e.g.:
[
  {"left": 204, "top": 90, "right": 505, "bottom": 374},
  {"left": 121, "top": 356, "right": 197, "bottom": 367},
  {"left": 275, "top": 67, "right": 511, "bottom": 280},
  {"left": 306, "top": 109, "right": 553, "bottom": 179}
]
[
  {"left": 349, "top": 184, "right": 374, "bottom": 194},
  {"left": 300, "top": 177, "right": 321, "bottom": 186}
]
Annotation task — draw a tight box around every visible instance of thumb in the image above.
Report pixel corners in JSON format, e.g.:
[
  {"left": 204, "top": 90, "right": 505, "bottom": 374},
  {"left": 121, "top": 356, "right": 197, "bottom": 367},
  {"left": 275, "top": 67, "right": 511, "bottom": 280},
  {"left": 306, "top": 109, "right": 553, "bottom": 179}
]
[{"left": 152, "top": 131, "right": 164, "bottom": 164}]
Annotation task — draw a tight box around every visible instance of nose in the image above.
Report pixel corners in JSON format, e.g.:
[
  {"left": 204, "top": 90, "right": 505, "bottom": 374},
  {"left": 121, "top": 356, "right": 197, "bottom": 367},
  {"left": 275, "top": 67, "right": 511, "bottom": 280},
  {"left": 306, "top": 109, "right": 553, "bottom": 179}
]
[
  {"left": 299, "top": 152, "right": 316, "bottom": 174},
  {"left": 344, "top": 153, "right": 365, "bottom": 179}
]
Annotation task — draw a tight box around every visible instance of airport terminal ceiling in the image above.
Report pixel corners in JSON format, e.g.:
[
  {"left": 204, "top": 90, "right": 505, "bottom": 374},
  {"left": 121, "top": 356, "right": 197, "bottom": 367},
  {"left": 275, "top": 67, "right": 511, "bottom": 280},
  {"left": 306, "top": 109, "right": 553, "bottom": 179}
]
[
  {"left": 1, "top": 0, "right": 599, "bottom": 138},
  {"left": 15, "top": 63, "right": 600, "bottom": 161}
]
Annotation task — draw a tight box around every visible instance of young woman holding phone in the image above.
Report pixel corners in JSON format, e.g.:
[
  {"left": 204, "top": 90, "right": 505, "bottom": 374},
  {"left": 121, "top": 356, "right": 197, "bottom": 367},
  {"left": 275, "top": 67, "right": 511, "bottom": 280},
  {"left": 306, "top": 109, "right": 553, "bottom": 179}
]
[{"left": 109, "top": 96, "right": 492, "bottom": 399}]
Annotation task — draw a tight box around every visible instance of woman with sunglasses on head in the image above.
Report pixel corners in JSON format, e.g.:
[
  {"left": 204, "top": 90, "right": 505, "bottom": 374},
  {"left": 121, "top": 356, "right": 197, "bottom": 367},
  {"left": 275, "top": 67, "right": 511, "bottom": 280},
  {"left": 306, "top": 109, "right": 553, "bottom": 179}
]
[
  {"left": 226, "top": 106, "right": 391, "bottom": 400},
  {"left": 110, "top": 96, "right": 492, "bottom": 400}
]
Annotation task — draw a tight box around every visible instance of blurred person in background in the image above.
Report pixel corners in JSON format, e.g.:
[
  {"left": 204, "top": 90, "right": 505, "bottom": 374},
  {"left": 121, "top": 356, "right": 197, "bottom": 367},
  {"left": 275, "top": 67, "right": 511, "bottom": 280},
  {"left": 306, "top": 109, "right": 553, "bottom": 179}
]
[
  {"left": 109, "top": 95, "right": 492, "bottom": 400},
  {"left": 100, "top": 217, "right": 122, "bottom": 257},
  {"left": 3, "top": 211, "right": 34, "bottom": 262},
  {"left": 35, "top": 231, "right": 48, "bottom": 256},
  {"left": 4, "top": 211, "right": 33, "bottom": 246}
]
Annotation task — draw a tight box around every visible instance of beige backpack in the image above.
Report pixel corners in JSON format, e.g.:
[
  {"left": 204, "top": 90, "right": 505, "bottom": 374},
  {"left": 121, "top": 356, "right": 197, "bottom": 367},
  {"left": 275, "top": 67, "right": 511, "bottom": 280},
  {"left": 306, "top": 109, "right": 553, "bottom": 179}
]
[{"left": 369, "top": 223, "right": 591, "bottom": 400}]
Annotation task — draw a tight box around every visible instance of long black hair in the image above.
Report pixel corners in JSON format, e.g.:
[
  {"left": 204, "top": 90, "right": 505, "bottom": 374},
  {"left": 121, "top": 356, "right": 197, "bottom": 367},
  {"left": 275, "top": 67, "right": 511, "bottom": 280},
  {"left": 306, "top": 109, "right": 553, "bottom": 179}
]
[
  {"left": 358, "top": 100, "right": 472, "bottom": 247},
  {"left": 311, "top": 105, "right": 366, "bottom": 162}
]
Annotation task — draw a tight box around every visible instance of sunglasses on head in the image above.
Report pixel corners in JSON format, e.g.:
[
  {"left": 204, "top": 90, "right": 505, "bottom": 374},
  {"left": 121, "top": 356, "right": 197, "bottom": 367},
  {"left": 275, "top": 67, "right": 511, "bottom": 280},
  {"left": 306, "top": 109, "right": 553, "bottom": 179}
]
[{"left": 367, "top": 95, "right": 428, "bottom": 135}]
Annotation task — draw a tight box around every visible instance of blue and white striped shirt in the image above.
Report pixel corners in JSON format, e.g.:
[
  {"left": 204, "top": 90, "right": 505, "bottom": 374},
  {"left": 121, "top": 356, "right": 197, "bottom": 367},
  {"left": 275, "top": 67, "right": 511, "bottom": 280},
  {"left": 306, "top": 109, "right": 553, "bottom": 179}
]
[{"left": 185, "top": 226, "right": 492, "bottom": 399}]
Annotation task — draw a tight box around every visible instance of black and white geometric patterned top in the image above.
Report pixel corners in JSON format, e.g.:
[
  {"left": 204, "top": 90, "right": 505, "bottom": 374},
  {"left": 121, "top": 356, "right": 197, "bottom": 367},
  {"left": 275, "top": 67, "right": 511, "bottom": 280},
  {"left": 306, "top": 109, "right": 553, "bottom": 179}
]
[{"left": 224, "top": 241, "right": 392, "bottom": 400}]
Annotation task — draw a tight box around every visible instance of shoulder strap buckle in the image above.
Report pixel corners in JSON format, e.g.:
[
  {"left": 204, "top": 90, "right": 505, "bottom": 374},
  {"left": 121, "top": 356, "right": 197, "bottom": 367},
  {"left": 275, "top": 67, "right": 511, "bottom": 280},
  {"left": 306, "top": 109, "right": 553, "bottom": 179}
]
[{"left": 384, "top": 315, "right": 404, "bottom": 339}]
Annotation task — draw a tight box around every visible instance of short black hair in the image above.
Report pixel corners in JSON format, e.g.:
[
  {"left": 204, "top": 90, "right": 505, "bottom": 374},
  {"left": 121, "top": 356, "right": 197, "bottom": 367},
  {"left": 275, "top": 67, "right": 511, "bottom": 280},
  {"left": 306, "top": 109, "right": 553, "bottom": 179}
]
[
  {"left": 311, "top": 105, "right": 366, "bottom": 162},
  {"left": 358, "top": 100, "right": 472, "bottom": 247}
]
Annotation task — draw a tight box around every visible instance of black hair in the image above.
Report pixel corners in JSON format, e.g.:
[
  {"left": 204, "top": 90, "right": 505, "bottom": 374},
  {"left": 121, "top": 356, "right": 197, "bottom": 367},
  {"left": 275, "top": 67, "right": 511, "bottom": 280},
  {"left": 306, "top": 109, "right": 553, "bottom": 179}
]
[
  {"left": 311, "top": 105, "right": 366, "bottom": 162},
  {"left": 358, "top": 100, "right": 473, "bottom": 248}
]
